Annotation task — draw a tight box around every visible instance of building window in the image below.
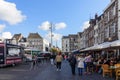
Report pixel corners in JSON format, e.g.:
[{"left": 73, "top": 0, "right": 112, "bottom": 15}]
[
  {"left": 66, "top": 49, "right": 67, "bottom": 52},
  {"left": 66, "top": 44, "right": 67, "bottom": 47},
  {"left": 113, "top": 6, "right": 116, "bottom": 16},
  {"left": 105, "top": 26, "right": 109, "bottom": 38},
  {"left": 74, "top": 38, "right": 75, "bottom": 41},
  {"left": 107, "top": 11, "right": 110, "bottom": 21},
  {"left": 112, "top": 23, "right": 116, "bottom": 33},
  {"left": 109, "top": 22, "right": 116, "bottom": 37},
  {"left": 66, "top": 40, "right": 67, "bottom": 43}
]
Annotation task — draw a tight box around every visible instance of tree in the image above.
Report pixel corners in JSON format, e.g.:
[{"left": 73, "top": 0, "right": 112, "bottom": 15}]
[{"left": 50, "top": 47, "right": 61, "bottom": 55}]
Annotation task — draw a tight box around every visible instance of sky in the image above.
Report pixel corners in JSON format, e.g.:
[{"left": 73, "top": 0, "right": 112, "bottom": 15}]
[{"left": 0, "top": 0, "right": 110, "bottom": 48}]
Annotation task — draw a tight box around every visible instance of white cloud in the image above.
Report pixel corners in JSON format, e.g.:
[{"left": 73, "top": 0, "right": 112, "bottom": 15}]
[
  {"left": 55, "top": 22, "right": 66, "bottom": 30},
  {"left": 45, "top": 32, "right": 62, "bottom": 48},
  {"left": 0, "top": 0, "right": 26, "bottom": 25},
  {"left": 38, "top": 21, "right": 67, "bottom": 31},
  {"left": 2, "top": 32, "right": 12, "bottom": 39},
  {"left": 0, "top": 24, "right": 6, "bottom": 32},
  {"left": 38, "top": 21, "right": 66, "bottom": 48},
  {"left": 52, "top": 33, "right": 62, "bottom": 41},
  {"left": 45, "top": 32, "right": 62, "bottom": 41},
  {"left": 82, "top": 21, "right": 90, "bottom": 30},
  {"left": 38, "top": 21, "right": 51, "bottom": 31}
]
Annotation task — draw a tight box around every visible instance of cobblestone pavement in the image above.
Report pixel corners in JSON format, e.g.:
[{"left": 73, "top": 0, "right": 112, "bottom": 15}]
[
  {"left": 35, "top": 61, "right": 114, "bottom": 80},
  {"left": 0, "top": 61, "right": 115, "bottom": 80}
]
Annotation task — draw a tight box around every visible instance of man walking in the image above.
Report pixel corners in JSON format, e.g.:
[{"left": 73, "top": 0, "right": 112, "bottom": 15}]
[{"left": 68, "top": 54, "right": 77, "bottom": 75}]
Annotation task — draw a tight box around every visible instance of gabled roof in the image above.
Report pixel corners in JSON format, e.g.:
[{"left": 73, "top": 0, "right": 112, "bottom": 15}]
[
  {"left": 62, "top": 36, "right": 69, "bottom": 39},
  {"left": 19, "top": 37, "right": 27, "bottom": 42},
  {"left": 27, "top": 33, "right": 42, "bottom": 39},
  {"left": 69, "top": 34, "right": 78, "bottom": 37},
  {"left": 12, "top": 33, "right": 22, "bottom": 41}
]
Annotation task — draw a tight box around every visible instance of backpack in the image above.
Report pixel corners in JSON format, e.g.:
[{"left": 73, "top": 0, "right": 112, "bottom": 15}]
[{"left": 69, "top": 57, "right": 76, "bottom": 65}]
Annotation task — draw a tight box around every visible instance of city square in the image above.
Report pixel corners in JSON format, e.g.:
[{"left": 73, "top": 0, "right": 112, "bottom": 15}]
[
  {"left": 0, "top": 0, "right": 120, "bottom": 80},
  {"left": 0, "top": 61, "right": 114, "bottom": 80}
]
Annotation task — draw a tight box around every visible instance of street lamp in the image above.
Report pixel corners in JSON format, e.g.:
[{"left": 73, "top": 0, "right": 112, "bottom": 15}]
[
  {"left": 49, "top": 23, "right": 54, "bottom": 48},
  {"left": 108, "top": 37, "right": 112, "bottom": 42}
]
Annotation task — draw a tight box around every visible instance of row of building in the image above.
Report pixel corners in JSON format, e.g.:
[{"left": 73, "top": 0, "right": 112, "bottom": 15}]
[
  {"left": 62, "top": 0, "right": 120, "bottom": 56},
  {"left": 1, "top": 33, "right": 50, "bottom": 52}
]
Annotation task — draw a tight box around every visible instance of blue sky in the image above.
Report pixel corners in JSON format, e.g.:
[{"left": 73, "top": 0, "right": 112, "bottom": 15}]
[{"left": 0, "top": 0, "right": 110, "bottom": 48}]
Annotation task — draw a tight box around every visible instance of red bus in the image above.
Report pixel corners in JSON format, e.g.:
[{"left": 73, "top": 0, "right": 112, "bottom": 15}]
[{"left": 0, "top": 43, "right": 23, "bottom": 67}]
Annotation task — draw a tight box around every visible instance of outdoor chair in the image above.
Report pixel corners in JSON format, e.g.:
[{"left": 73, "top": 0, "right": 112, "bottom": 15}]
[
  {"left": 116, "top": 70, "right": 120, "bottom": 80},
  {"left": 102, "top": 64, "right": 112, "bottom": 77},
  {"left": 115, "top": 64, "right": 120, "bottom": 72}
]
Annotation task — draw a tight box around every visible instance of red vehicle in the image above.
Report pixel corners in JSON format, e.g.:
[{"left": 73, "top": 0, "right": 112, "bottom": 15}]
[{"left": 0, "top": 43, "right": 23, "bottom": 67}]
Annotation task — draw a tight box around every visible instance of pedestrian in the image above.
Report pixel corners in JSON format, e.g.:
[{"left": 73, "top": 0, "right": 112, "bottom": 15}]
[
  {"left": 53, "top": 54, "right": 56, "bottom": 65},
  {"left": 55, "top": 52, "right": 63, "bottom": 71},
  {"left": 64, "top": 55, "right": 67, "bottom": 61},
  {"left": 30, "top": 55, "right": 37, "bottom": 70},
  {"left": 84, "top": 53, "right": 92, "bottom": 74},
  {"left": 77, "top": 54, "right": 85, "bottom": 76},
  {"left": 68, "top": 54, "right": 77, "bottom": 75},
  {"left": 50, "top": 54, "right": 54, "bottom": 65}
]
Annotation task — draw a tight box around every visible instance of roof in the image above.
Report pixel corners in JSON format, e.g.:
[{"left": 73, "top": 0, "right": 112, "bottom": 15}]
[
  {"left": 12, "top": 33, "right": 22, "bottom": 41},
  {"left": 69, "top": 34, "right": 78, "bottom": 37},
  {"left": 19, "top": 37, "right": 27, "bottom": 42},
  {"left": 27, "top": 33, "right": 42, "bottom": 39},
  {"left": 62, "top": 36, "right": 69, "bottom": 39}
]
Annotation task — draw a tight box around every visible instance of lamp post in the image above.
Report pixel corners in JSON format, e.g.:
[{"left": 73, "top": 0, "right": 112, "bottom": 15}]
[{"left": 49, "top": 23, "right": 54, "bottom": 48}]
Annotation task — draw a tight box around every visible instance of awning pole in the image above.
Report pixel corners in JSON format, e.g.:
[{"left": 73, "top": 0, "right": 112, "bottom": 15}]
[
  {"left": 118, "top": 49, "right": 119, "bottom": 56},
  {"left": 107, "top": 51, "right": 108, "bottom": 60}
]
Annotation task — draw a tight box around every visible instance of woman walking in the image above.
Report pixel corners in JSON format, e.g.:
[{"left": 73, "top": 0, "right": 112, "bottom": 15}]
[
  {"left": 77, "top": 54, "right": 85, "bottom": 76},
  {"left": 55, "top": 52, "right": 63, "bottom": 71},
  {"left": 84, "top": 53, "right": 92, "bottom": 74}
]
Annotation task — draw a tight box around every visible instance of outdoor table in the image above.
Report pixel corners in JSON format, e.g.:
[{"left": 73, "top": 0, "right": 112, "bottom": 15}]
[
  {"left": 109, "top": 66, "right": 120, "bottom": 78},
  {"left": 109, "top": 66, "right": 115, "bottom": 69},
  {"left": 109, "top": 66, "right": 115, "bottom": 77}
]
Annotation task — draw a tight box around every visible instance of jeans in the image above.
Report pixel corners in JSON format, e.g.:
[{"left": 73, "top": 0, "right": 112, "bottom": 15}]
[
  {"left": 78, "top": 68, "right": 83, "bottom": 75},
  {"left": 56, "top": 62, "right": 61, "bottom": 69},
  {"left": 71, "top": 65, "right": 76, "bottom": 75}
]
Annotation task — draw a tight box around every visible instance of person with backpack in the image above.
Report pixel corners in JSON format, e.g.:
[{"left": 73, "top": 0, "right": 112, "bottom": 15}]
[{"left": 68, "top": 54, "right": 77, "bottom": 75}]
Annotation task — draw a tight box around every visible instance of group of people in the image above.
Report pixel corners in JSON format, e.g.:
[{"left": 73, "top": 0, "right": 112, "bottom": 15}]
[
  {"left": 48, "top": 52, "right": 93, "bottom": 76},
  {"left": 68, "top": 53, "right": 120, "bottom": 76},
  {"left": 68, "top": 53, "right": 92, "bottom": 76},
  {"left": 29, "top": 51, "right": 120, "bottom": 79},
  {"left": 30, "top": 52, "right": 93, "bottom": 76},
  {"left": 30, "top": 52, "right": 63, "bottom": 70},
  {"left": 50, "top": 52, "right": 93, "bottom": 76},
  {"left": 92, "top": 56, "right": 120, "bottom": 74}
]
